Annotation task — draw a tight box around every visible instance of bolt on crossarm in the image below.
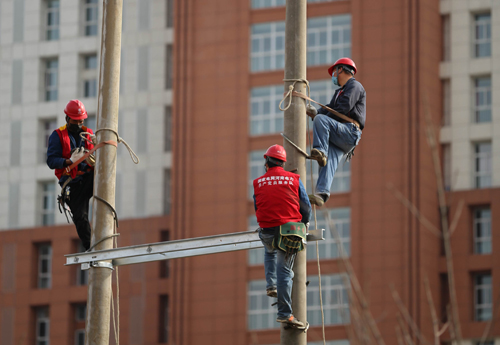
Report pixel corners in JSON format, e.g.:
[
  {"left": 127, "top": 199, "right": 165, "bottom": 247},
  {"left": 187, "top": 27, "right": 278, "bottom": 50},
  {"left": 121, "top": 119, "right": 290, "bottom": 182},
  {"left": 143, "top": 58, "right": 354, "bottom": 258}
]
[
  {"left": 282, "top": 0, "right": 308, "bottom": 344},
  {"left": 85, "top": 1, "right": 123, "bottom": 344}
]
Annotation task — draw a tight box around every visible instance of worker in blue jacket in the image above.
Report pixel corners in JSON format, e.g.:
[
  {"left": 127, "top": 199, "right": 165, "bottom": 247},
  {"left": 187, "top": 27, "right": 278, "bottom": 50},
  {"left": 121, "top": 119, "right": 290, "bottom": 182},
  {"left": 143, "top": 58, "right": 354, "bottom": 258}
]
[{"left": 307, "top": 57, "right": 366, "bottom": 207}]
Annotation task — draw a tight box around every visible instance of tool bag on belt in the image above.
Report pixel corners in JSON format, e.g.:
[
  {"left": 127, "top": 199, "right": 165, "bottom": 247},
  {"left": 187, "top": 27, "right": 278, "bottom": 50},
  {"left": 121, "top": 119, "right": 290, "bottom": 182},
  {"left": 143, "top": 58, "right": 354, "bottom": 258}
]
[{"left": 273, "top": 222, "right": 307, "bottom": 255}]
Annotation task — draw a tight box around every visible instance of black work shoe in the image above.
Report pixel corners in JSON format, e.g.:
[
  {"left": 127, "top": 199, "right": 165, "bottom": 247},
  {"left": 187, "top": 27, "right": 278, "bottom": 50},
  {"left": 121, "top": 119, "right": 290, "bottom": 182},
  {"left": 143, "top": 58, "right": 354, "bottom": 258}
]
[
  {"left": 277, "top": 315, "right": 305, "bottom": 329},
  {"left": 266, "top": 288, "right": 277, "bottom": 298},
  {"left": 308, "top": 194, "right": 326, "bottom": 207},
  {"left": 310, "top": 149, "right": 327, "bottom": 167}
]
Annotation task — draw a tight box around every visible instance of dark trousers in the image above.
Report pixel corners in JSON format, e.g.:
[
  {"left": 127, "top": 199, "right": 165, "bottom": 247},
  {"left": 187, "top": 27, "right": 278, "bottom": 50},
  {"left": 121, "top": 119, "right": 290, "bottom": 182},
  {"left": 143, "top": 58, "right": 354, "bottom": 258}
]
[{"left": 65, "top": 173, "right": 94, "bottom": 250}]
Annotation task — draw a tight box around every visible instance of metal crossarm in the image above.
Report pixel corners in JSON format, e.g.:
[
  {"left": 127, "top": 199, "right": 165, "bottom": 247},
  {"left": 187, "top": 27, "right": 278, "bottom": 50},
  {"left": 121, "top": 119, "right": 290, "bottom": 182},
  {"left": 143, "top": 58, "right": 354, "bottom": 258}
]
[{"left": 65, "top": 229, "right": 325, "bottom": 267}]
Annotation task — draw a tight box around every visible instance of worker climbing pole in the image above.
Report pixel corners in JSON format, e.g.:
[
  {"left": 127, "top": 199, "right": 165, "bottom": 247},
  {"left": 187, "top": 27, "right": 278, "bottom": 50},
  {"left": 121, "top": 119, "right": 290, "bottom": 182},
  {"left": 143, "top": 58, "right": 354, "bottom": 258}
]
[{"left": 282, "top": 0, "right": 308, "bottom": 344}]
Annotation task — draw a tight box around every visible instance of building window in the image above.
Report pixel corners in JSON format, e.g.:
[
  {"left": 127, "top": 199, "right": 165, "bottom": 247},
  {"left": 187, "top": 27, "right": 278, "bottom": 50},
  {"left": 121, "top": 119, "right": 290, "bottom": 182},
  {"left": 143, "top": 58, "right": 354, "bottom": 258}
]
[
  {"left": 248, "top": 274, "right": 349, "bottom": 330},
  {"left": 307, "top": 274, "right": 349, "bottom": 326},
  {"left": 35, "top": 306, "right": 50, "bottom": 345},
  {"left": 82, "top": 54, "right": 98, "bottom": 98},
  {"left": 248, "top": 150, "right": 266, "bottom": 199},
  {"left": 75, "top": 241, "right": 89, "bottom": 286},
  {"left": 164, "top": 169, "right": 171, "bottom": 215},
  {"left": 251, "top": 79, "right": 340, "bottom": 131},
  {"left": 442, "top": 15, "right": 451, "bottom": 61},
  {"left": 473, "top": 13, "right": 491, "bottom": 58},
  {"left": 159, "top": 295, "right": 169, "bottom": 343},
  {"left": 82, "top": 0, "right": 98, "bottom": 36},
  {"left": 442, "top": 79, "right": 451, "bottom": 126},
  {"left": 41, "top": 181, "right": 56, "bottom": 226},
  {"left": 159, "top": 231, "right": 170, "bottom": 278},
  {"left": 40, "top": 118, "right": 57, "bottom": 163},
  {"left": 37, "top": 243, "right": 52, "bottom": 289},
  {"left": 74, "top": 303, "right": 86, "bottom": 345},
  {"left": 249, "top": 85, "right": 284, "bottom": 135},
  {"left": 306, "top": 154, "right": 350, "bottom": 194},
  {"left": 474, "top": 273, "right": 492, "bottom": 321},
  {"left": 166, "top": 0, "right": 173, "bottom": 28},
  {"left": 44, "top": 0, "right": 59, "bottom": 40},
  {"left": 251, "top": 15, "right": 351, "bottom": 72},
  {"left": 473, "top": 142, "right": 491, "bottom": 189},
  {"left": 165, "top": 44, "right": 173, "bottom": 89},
  {"left": 164, "top": 106, "right": 172, "bottom": 152},
  {"left": 473, "top": 207, "right": 491, "bottom": 255},
  {"left": 86, "top": 114, "right": 96, "bottom": 131},
  {"left": 248, "top": 280, "right": 278, "bottom": 330},
  {"left": 247, "top": 216, "right": 263, "bottom": 265},
  {"left": 307, "top": 15, "right": 351, "bottom": 67},
  {"left": 473, "top": 76, "right": 491, "bottom": 123},
  {"left": 43, "top": 58, "right": 59, "bottom": 101},
  {"left": 307, "top": 208, "right": 350, "bottom": 260},
  {"left": 251, "top": 21, "right": 285, "bottom": 72},
  {"left": 249, "top": 80, "right": 336, "bottom": 136}
]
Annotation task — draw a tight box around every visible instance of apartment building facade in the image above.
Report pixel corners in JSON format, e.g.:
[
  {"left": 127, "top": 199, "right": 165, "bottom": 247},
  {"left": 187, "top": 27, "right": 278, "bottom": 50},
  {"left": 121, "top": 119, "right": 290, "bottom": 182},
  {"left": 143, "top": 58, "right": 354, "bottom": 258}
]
[{"left": 0, "top": 0, "right": 499, "bottom": 344}]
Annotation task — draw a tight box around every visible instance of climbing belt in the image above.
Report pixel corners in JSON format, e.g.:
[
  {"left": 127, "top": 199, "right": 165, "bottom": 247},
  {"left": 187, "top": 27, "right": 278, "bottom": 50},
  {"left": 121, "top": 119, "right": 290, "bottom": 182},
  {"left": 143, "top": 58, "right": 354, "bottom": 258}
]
[{"left": 279, "top": 78, "right": 326, "bottom": 344}]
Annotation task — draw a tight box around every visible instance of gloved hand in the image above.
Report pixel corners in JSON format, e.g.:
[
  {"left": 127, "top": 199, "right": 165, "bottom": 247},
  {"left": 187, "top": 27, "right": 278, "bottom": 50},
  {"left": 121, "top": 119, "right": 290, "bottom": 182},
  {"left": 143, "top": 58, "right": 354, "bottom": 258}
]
[
  {"left": 306, "top": 104, "right": 317, "bottom": 119},
  {"left": 69, "top": 147, "right": 85, "bottom": 164}
]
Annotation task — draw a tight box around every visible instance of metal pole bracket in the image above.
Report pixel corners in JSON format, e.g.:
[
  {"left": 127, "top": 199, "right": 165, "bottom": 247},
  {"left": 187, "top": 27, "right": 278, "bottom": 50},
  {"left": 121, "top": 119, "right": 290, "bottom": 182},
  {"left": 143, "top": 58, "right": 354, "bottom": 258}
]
[{"left": 81, "top": 261, "right": 114, "bottom": 271}]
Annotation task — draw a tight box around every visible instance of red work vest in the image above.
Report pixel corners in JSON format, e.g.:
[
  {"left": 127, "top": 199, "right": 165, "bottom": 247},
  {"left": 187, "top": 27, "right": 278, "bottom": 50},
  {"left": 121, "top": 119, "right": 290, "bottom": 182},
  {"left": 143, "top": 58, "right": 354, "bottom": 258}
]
[
  {"left": 253, "top": 166, "right": 302, "bottom": 228},
  {"left": 54, "top": 125, "right": 94, "bottom": 180}
]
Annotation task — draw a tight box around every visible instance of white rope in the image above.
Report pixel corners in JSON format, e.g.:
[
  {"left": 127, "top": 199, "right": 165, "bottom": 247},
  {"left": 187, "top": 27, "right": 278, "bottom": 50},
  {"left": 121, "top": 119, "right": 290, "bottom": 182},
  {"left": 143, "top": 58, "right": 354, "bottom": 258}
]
[
  {"left": 110, "top": 221, "right": 120, "bottom": 345},
  {"left": 307, "top": 115, "right": 326, "bottom": 345},
  {"left": 279, "top": 79, "right": 311, "bottom": 111},
  {"left": 80, "top": 128, "right": 140, "bottom": 164}
]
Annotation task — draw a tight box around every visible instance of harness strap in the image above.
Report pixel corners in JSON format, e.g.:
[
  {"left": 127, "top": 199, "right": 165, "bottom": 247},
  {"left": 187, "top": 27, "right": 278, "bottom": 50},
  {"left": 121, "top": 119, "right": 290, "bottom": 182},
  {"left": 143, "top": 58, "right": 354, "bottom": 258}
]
[
  {"left": 291, "top": 91, "right": 360, "bottom": 128},
  {"left": 65, "top": 140, "right": 117, "bottom": 174}
]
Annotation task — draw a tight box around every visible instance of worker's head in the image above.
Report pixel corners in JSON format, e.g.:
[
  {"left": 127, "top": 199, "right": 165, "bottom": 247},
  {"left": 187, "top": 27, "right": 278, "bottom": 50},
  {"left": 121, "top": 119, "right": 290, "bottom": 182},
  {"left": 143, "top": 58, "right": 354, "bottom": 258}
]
[
  {"left": 328, "top": 57, "right": 356, "bottom": 87},
  {"left": 264, "top": 144, "right": 286, "bottom": 170},
  {"left": 64, "top": 99, "right": 88, "bottom": 133}
]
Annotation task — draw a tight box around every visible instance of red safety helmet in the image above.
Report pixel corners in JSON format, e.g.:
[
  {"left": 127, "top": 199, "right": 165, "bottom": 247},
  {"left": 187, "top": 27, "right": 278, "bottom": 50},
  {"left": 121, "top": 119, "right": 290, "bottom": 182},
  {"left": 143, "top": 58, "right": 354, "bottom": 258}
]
[
  {"left": 264, "top": 144, "right": 287, "bottom": 162},
  {"left": 328, "top": 57, "right": 357, "bottom": 76},
  {"left": 64, "top": 99, "right": 88, "bottom": 120}
]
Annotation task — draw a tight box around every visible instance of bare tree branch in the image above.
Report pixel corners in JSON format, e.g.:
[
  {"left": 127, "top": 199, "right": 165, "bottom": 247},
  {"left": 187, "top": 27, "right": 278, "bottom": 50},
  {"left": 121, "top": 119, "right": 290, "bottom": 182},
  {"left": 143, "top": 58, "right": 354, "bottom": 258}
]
[
  {"left": 390, "top": 285, "right": 432, "bottom": 345},
  {"left": 424, "top": 276, "right": 440, "bottom": 345},
  {"left": 325, "top": 211, "right": 386, "bottom": 345},
  {"left": 424, "top": 98, "right": 463, "bottom": 343},
  {"left": 396, "top": 314, "right": 414, "bottom": 345},
  {"left": 395, "top": 325, "right": 406, "bottom": 345},
  {"left": 387, "top": 183, "right": 442, "bottom": 238},
  {"left": 448, "top": 199, "right": 465, "bottom": 236}
]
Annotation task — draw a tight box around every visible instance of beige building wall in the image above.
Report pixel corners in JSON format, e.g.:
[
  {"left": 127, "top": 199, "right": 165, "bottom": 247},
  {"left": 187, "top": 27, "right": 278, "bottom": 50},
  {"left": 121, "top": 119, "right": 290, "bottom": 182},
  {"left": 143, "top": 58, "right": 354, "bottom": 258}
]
[{"left": 440, "top": 0, "right": 500, "bottom": 190}]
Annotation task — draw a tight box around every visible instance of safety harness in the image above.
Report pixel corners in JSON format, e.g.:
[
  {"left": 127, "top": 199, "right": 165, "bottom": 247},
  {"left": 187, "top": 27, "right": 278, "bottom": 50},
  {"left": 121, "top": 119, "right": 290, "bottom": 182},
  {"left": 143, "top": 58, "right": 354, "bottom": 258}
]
[{"left": 56, "top": 138, "right": 118, "bottom": 223}]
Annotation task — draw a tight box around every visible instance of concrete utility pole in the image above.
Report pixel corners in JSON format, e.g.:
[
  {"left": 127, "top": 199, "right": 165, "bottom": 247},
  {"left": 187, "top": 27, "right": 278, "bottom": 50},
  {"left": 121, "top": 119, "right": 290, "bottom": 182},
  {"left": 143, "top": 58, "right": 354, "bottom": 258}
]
[
  {"left": 282, "top": 1, "right": 308, "bottom": 344},
  {"left": 85, "top": 1, "right": 123, "bottom": 344}
]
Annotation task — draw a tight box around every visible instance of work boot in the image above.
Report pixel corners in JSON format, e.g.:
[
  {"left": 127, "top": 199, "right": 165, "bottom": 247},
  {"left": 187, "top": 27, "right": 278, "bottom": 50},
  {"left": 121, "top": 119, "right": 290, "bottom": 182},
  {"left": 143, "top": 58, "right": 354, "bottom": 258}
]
[
  {"left": 308, "top": 194, "right": 326, "bottom": 207},
  {"left": 277, "top": 315, "right": 305, "bottom": 328},
  {"left": 310, "top": 148, "right": 327, "bottom": 167},
  {"left": 266, "top": 288, "right": 277, "bottom": 298}
]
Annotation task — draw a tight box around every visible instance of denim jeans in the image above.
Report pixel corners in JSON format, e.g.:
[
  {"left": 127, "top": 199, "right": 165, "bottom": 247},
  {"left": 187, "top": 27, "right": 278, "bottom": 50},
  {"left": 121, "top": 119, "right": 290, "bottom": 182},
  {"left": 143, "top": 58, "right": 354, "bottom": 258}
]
[
  {"left": 312, "top": 115, "right": 361, "bottom": 199},
  {"left": 258, "top": 230, "right": 296, "bottom": 318}
]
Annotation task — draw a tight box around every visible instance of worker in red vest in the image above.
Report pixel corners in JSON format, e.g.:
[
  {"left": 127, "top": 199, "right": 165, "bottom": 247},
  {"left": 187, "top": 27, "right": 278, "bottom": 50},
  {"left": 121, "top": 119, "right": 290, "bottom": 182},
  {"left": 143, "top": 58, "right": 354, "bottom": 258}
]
[
  {"left": 253, "top": 145, "right": 311, "bottom": 328},
  {"left": 46, "top": 100, "right": 95, "bottom": 250}
]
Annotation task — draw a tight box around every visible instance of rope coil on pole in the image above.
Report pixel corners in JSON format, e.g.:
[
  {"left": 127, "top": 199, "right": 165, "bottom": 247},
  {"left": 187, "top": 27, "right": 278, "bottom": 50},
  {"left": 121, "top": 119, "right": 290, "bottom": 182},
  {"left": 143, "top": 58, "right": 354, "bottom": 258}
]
[
  {"left": 80, "top": 128, "right": 140, "bottom": 164},
  {"left": 279, "top": 78, "right": 311, "bottom": 111}
]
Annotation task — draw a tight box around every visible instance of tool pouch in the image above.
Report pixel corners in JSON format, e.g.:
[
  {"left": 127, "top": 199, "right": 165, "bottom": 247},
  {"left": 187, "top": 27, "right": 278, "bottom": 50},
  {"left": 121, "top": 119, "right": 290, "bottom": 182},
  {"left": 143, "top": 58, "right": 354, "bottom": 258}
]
[{"left": 273, "top": 222, "right": 307, "bottom": 254}]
